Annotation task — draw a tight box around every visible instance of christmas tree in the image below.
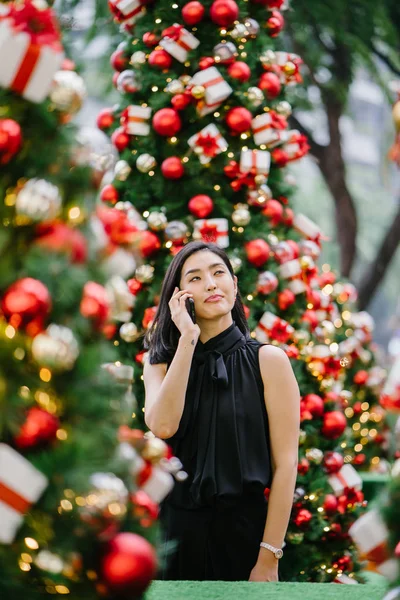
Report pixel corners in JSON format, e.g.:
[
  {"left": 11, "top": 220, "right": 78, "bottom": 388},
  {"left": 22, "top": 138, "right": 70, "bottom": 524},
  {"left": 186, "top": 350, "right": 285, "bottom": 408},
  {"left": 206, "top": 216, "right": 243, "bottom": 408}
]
[
  {"left": 0, "top": 1, "right": 184, "bottom": 598},
  {"left": 94, "top": 0, "right": 390, "bottom": 582}
]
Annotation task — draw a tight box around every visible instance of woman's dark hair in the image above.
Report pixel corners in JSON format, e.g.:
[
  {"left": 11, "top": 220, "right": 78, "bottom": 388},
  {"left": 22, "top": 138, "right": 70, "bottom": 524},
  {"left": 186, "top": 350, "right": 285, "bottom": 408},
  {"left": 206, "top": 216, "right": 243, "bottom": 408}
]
[{"left": 144, "top": 241, "right": 249, "bottom": 364}]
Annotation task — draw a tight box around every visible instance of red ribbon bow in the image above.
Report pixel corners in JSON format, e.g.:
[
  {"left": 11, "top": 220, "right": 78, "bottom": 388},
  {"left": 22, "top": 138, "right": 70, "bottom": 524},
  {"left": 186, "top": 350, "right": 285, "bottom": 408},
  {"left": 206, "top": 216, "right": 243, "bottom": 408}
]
[
  {"left": 6, "top": 0, "right": 61, "bottom": 47},
  {"left": 195, "top": 133, "right": 220, "bottom": 158},
  {"left": 199, "top": 222, "right": 225, "bottom": 244},
  {"left": 223, "top": 160, "right": 257, "bottom": 191},
  {"left": 162, "top": 24, "right": 184, "bottom": 41}
]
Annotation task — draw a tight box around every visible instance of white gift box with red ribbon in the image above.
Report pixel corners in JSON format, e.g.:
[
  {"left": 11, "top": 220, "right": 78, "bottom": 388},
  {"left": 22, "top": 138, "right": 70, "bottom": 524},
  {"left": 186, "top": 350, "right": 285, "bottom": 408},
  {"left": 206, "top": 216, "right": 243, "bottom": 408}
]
[
  {"left": 193, "top": 218, "right": 229, "bottom": 248},
  {"left": 293, "top": 213, "right": 322, "bottom": 240},
  {"left": 255, "top": 311, "right": 294, "bottom": 343},
  {"left": 328, "top": 464, "right": 362, "bottom": 497},
  {"left": 188, "top": 123, "right": 228, "bottom": 165},
  {"left": 0, "top": 444, "right": 48, "bottom": 543},
  {"left": 274, "top": 51, "right": 302, "bottom": 84},
  {"left": 334, "top": 574, "right": 359, "bottom": 585},
  {"left": 124, "top": 105, "right": 151, "bottom": 136},
  {"left": 189, "top": 66, "right": 233, "bottom": 116},
  {"left": 0, "top": 18, "right": 64, "bottom": 103},
  {"left": 288, "top": 279, "right": 307, "bottom": 295},
  {"left": 349, "top": 509, "right": 399, "bottom": 581},
  {"left": 109, "top": 0, "right": 145, "bottom": 21},
  {"left": 160, "top": 24, "right": 200, "bottom": 63},
  {"left": 279, "top": 259, "right": 302, "bottom": 280},
  {"left": 239, "top": 149, "right": 271, "bottom": 175},
  {"left": 252, "top": 112, "right": 288, "bottom": 147},
  {"left": 124, "top": 444, "right": 174, "bottom": 504}
]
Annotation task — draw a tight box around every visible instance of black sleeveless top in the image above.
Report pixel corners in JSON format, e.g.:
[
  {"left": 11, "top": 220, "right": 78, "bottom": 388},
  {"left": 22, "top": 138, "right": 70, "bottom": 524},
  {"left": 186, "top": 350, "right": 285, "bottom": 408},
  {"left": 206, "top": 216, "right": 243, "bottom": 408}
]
[{"left": 165, "top": 323, "right": 272, "bottom": 509}]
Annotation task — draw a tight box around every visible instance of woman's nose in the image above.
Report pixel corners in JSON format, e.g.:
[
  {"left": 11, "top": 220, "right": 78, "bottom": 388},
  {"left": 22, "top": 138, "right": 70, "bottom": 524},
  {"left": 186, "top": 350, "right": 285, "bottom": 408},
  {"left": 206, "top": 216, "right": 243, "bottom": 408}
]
[{"left": 206, "top": 278, "right": 217, "bottom": 291}]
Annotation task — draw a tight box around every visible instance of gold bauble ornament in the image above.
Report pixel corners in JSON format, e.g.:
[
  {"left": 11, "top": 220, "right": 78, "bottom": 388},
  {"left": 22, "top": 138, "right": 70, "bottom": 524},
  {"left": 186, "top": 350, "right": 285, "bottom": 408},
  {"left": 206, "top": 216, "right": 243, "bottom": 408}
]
[
  {"left": 50, "top": 71, "right": 86, "bottom": 116},
  {"left": 275, "top": 100, "right": 292, "bottom": 117},
  {"left": 299, "top": 429, "right": 307, "bottom": 445},
  {"left": 259, "top": 49, "right": 276, "bottom": 66},
  {"left": 135, "top": 264, "right": 155, "bottom": 283},
  {"left": 229, "top": 256, "right": 242, "bottom": 273},
  {"left": 392, "top": 100, "right": 400, "bottom": 131},
  {"left": 147, "top": 211, "right": 167, "bottom": 231},
  {"left": 287, "top": 532, "right": 304, "bottom": 545},
  {"left": 191, "top": 85, "right": 206, "bottom": 99},
  {"left": 142, "top": 437, "right": 169, "bottom": 462},
  {"left": 284, "top": 61, "right": 296, "bottom": 76},
  {"left": 300, "top": 255, "right": 314, "bottom": 270},
  {"left": 267, "top": 233, "right": 279, "bottom": 246},
  {"left": 179, "top": 74, "right": 192, "bottom": 86},
  {"left": 114, "top": 160, "right": 131, "bottom": 181},
  {"left": 119, "top": 322, "right": 139, "bottom": 343},
  {"left": 247, "top": 86, "right": 264, "bottom": 107},
  {"left": 15, "top": 178, "right": 62, "bottom": 222},
  {"left": 130, "top": 51, "right": 147, "bottom": 66},
  {"left": 165, "top": 79, "right": 184, "bottom": 95},
  {"left": 232, "top": 205, "right": 251, "bottom": 226},
  {"left": 136, "top": 153, "right": 156, "bottom": 173},
  {"left": 254, "top": 174, "right": 267, "bottom": 186},
  {"left": 31, "top": 324, "right": 79, "bottom": 371},
  {"left": 305, "top": 448, "right": 323, "bottom": 464}
]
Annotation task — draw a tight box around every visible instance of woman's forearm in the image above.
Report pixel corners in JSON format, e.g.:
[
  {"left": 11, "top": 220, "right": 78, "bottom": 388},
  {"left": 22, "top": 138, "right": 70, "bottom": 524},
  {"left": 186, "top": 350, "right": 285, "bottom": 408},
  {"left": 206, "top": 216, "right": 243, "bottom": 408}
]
[
  {"left": 145, "top": 331, "right": 197, "bottom": 438},
  {"left": 260, "top": 464, "right": 297, "bottom": 549}
]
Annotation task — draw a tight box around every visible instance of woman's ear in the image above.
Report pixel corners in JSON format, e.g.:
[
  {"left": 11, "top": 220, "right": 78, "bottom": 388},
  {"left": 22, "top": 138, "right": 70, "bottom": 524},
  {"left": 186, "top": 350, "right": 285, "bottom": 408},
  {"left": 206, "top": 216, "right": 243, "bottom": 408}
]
[{"left": 233, "top": 275, "right": 238, "bottom": 295}]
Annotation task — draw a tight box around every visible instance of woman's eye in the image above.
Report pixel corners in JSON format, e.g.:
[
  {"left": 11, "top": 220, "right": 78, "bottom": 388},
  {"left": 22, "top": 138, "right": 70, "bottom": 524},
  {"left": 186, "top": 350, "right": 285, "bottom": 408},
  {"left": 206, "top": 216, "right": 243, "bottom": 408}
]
[
  {"left": 190, "top": 276, "right": 200, "bottom": 282},
  {"left": 215, "top": 270, "right": 225, "bottom": 275}
]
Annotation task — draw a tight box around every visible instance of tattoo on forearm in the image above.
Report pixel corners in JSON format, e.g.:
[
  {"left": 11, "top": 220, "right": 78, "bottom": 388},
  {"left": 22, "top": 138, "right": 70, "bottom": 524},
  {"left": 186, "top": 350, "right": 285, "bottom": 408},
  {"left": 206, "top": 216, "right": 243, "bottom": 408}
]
[{"left": 191, "top": 339, "right": 195, "bottom": 345}]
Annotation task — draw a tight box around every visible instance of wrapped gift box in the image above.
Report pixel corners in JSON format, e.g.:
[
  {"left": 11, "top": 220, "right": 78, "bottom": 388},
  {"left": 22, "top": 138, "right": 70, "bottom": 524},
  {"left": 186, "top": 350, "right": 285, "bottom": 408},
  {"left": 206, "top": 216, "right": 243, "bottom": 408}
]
[
  {"left": 279, "top": 259, "right": 302, "bottom": 280},
  {"left": 189, "top": 66, "right": 232, "bottom": 116},
  {"left": 0, "top": 444, "right": 48, "bottom": 543},
  {"left": 349, "top": 509, "right": 399, "bottom": 581},
  {"left": 255, "top": 312, "right": 294, "bottom": 344},
  {"left": 239, "top": 149, "right": 271, "bottom": 175},
  {"left": 109, "top": 0, "right": 145, "bottom": 22},
  {"left": 0, "top": 17, "right": 64, "bottom": 103},
  {"left": 293, "top": 213, "right": 322, "bottom": 240},
  {"left": 288, "top": 279, "right": 307, "bottom": 295},
  {"left": 188, "top": 123, "right": 228, "bottom": 164},
  {"left": 328, "top": 464, "right": 362, "bottom": 497},
  {"left": 160, "top": 24, "right": 200, "bottom": 63},
  {"left": 252, "top": 112, "right": 288, "bottom": 147},
  {"left": 106, "top": 275, "right": 135, "bottom": 322},
  {"left": 193, "top": 218, "right": 229, "bottom": 248},
  {"left": 123, "top": 105, "right": 151, "bottom": 136}
]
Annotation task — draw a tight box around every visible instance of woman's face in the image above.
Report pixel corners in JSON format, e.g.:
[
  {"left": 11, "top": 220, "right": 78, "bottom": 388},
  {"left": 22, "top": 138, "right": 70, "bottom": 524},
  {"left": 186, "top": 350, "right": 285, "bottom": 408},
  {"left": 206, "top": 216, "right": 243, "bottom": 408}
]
[{"left": 178, "top": 250, "right": 237, "bottom": 321}]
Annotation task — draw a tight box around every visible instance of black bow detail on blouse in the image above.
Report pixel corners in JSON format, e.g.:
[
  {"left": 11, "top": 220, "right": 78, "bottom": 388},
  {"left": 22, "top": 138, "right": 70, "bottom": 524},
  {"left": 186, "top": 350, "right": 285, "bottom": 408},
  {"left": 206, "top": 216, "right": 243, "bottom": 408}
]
[{"left": 194, "top": 349, "right": 229, "bottom": 388}]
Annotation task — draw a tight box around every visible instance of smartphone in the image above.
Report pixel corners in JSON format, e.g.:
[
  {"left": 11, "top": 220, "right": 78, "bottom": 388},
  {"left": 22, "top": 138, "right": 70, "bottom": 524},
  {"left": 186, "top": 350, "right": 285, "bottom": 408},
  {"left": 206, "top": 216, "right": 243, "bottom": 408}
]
[{"left": 185, "top": 297, "right": 196, "bottom": 324}]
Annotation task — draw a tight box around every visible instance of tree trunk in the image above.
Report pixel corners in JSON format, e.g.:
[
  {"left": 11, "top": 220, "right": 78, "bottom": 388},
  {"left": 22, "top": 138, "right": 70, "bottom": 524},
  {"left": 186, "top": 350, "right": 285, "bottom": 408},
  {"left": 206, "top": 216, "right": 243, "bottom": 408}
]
[
  {"left": 357, "top": 202, "right": 400, "bottom": 309},
  {"left": 318, "top": 97, "right": 358, "bottom": 278}
]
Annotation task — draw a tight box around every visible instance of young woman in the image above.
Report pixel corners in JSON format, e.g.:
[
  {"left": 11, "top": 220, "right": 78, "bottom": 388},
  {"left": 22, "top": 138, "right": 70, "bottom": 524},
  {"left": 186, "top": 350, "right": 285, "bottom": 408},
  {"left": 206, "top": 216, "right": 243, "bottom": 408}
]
[{"left": 143, "top": 241, "right": 300, "bottom": 582}]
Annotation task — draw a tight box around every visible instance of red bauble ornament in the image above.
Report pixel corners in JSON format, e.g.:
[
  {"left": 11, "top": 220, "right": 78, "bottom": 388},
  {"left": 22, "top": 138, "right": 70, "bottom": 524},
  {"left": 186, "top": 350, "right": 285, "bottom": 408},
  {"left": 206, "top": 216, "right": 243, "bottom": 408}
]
[
  {"left": 1, "top": 278, "right": 51, "bottom": 333},
  {"left": 110, "top": 49, "right": 129, "bottom": 72},
  {"left": 245, "top": 239, "right": 270, "bottom": 267},
  {"left": 100, "top": 184, "right": 119, "bottom": 205},
  {"left": 127, "top": 278, "right": 143, "bottom": 295},
  {"left": 258, "top": 72, "right": 281, "bottom": 98},
  {"left": 322, "top": 411, "right": 347, "bottom": 439},
  {"left": 0, "top": 118, "right": 22, "bottom": 164},
  {"left": 161, "top": 156, "right": 185, "bottom": 179},
  {"left": 199, "top": 56, "right": 215, "bottom": 70},
  {"left": 252, "top": 0, "right": 284, "bottom": 5},
  {"left": 297, "top": 458, "right": 309, "bottom": 475},
  {"left": 111, "top": 127, "right": 130, "bottom": 151},
  {"left": 266, "top": 10, "right": 285, "bottom": 37},
  {"left": 225, "top": 107, "right": 252, "bottom": 134},
  {"left": 35, "top": 222, "right": 87, "bottom": 264},
  {"left": 335, "top": 555, "right": 353, "bottom": 572},
  {"left": 188, "top": 194, "right": 214, "bottom": 218},
  {"left": 101, "top": 532, "right": 157, "bottom": 597},
  {"left": 15, "top": 407, "right": 59, "bottom": 449},
  {"left": 171, "top": 93, "right": 192, "bottom": 111},
  {"left": 302, "top": 309, "right": 319, "bottom": 330},
  {"left": 262, "top": 199, "right": 284, "bottom": 226},
  {"left": 209, "top": 0, "right": 239, "bottom": 26},
  {"left": 227, "top": 61, "right": 251, "bottom": 82},
  {"left": 80, "top": 282, "right": 110, "bottom": 325},
  {"left": 143, "top": 32, "right": 159, "bottom": 47},
  {"left": 278, "top": 289, "right": 296, "bottom": 311},
  {"left": 286, "top": 239, "right": 299, "bottom": 258},
  {"left": 353, "top": 453, "right": 366, "bottom": 466},
  {"left": 271, "top": 148, "right": 289, "bottom": 167},
  {"left": 323, "top": 493, "right": 338, "bottom": 515},
  {"left": 152, "top": 109, "right": 182, "bottom": 137},
  {"left": 302, "top": 394, "right": 324, "bottom": 418},
  {"left": 142, "top": 306, "right": 158, "bottom": 329},
  {"left": 148, "top": 49, "right": 172, "bottom": 70},
  {"left": 319, "top": 271, "right": 336, "bottom": 286},
  {"left": 283, "top": 207, "right": 294, "bottom": 226},
  {"left": 353, "top": 370, "right": 369, "bottom": 385},
  {"left": 140, "top": 231, "right": 161, "bottom": 258},
  {"left": 182, "top": 1, "right": 205, "bottom": 25},
  {"left": 96, "top": 108, "right": 114, "bottom": 130},
  {"left": 323, "top": 451, "right": 344, "bottom": 474},
  {"left": 294, "top": 508, "right": 312, "bottom": 528}
]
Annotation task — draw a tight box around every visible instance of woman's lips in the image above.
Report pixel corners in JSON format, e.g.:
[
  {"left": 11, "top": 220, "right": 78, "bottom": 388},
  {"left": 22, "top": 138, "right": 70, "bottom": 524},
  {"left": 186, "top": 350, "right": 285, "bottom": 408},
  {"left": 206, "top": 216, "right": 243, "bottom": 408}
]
[{"left": 205, "top": 295, "right": 224, "bottom": 303}]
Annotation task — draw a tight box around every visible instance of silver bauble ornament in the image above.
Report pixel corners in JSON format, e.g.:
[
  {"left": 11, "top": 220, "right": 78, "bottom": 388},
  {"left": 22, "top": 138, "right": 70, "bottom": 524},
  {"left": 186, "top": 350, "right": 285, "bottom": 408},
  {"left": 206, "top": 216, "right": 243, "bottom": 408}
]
[
  {"left": 232, "top": 205, "right": 251, "bottom": 226},
  {"left": 257, "top": 271, "right": 278, "bottom": 295},
  {"left": 244, "top": 18, "right": 260, "bottom": 37},
  {"left": 135, "top": 264, "right": 155, "bottom": 283},
  {"left": 106, "top": 276, "right": 134, "bottom": 322},
  {"left": 267, "top": 233, "right": 279, "bottom": 246},
  {"left": 247, "top": 86, "right": 264, "bottom": 107},
  {"left": 305, "top": 448, "right": 324, "bottom": 464},
  {"left": 275, "top": 100, "right": 292, "bottom": 117},
  {"left": 116, "top": 70, "right": 140, "bottom": 94},
  {"left": 31, "top": 324, "right": 79, "bottom": 371},
  {"left": 136, "top": 153, "right": 156, "bottom": 173},
  {"left": 299, "top": 240, "right": 320, "bottom": 260},
  {"left": 81, "top": 472, "right": 128, "bottom": 523},
  {"left": 229, "top": 256, "right": 242, "bottom": 273},
  {"left": 147, "top": 211, "right": 167, "bottom": 231},
  {"left": 165, "top": 220, "right": 188, "bottom": 242},
  {"left": 230, "top": 23, "right": 248, "bottom": 39},
  {"left": 119, "top": 322, "right": 139, "bottom": 342},
  {"left": 130, "top": 51, "right": 146, "bottom": 66},
  {"left": 50, "top": 71, "right": 86, "bottom": 115},
  {"left": 114, "top": 160, "right": 131, "bottom": 181},
  {"left": 213, "top": 42, "right": 238, "bottom": 64},
  {"left": 165, "top": 79, "right": 185, "bottom": 95},
  {"left": 15, "top": 178, "right": 62, "bottom": 222},
  {"left": 260, "top": 49, "right": 276, "bottom": 67}
]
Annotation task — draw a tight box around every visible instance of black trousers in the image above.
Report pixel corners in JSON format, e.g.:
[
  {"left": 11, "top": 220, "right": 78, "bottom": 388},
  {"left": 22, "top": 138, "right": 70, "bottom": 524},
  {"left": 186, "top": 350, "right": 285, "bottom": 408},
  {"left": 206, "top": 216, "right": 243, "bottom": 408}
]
[{"left": 158, "top": 494, "right": 268, "bottom": 581}]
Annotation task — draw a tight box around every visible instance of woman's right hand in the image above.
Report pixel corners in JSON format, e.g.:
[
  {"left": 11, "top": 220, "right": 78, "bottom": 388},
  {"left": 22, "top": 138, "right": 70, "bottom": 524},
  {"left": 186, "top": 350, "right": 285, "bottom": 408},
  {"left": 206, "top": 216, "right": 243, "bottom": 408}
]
[{"left": 169, "top": 287, "right": 200, "bottom": 339}]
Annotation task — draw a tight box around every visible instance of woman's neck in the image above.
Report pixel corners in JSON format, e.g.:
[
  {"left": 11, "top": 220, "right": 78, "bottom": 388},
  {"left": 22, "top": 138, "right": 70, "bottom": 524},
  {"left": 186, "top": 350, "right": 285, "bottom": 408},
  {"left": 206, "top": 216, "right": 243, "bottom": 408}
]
[{"left": 197, "top": 314, "right": 234, "bottom": 344}]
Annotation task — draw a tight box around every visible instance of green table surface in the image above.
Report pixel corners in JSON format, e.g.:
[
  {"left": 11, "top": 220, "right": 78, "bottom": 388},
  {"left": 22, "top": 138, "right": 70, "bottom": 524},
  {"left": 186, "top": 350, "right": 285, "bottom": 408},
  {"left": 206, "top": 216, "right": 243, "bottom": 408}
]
[{"left": 147, "top": 573, "right": 387, "bottom": 600}]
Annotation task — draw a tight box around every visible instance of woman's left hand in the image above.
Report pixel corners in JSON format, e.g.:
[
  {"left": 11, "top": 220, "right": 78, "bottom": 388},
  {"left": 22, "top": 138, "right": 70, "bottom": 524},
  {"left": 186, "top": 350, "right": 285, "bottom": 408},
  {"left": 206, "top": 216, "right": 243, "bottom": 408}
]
[{"left": 248, "top": 555, "right": 279, "bottom": 582}]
